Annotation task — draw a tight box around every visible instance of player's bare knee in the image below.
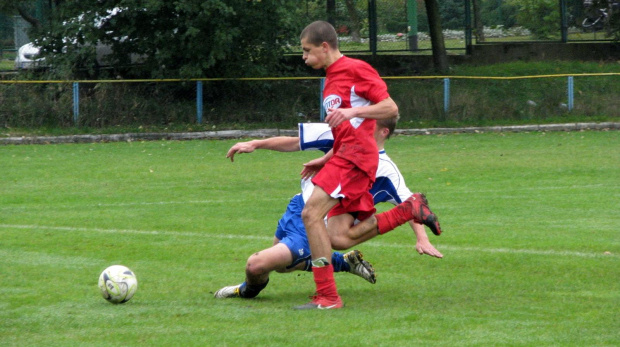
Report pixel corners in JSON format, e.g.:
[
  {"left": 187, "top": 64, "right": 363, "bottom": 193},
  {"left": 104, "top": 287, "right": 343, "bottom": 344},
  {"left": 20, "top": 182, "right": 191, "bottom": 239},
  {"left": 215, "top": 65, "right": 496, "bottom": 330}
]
[
  {"left": 245, "top": 255, "right": 267, "bottom": 277},
  {"left": 245, "top": 261, "right": 266, "bottom": 278},
  {"left": 301, "top": 206, "right": 321, "bottom": 226}
]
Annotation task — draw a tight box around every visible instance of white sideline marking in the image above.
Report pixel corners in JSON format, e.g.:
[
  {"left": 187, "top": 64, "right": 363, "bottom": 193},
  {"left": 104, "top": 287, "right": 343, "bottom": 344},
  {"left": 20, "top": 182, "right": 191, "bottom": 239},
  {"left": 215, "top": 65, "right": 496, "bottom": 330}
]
[
  {"left": 450, "top": 183, "right": 613, "bottom": 193},
  {"left": 91, "top": 197, "right": 289, "bottom": 207},
  {"left": 0, "top": 183, "right": 614, "bottom": 212},
  {"left": 0, "top": 198, "right": 289, "bottom": 211},
  {"left": 1, "top": 224, "right": 616, "bottom": 259},
  {"left": 0, "top": 224, "right": 268, "bottom": 241}
]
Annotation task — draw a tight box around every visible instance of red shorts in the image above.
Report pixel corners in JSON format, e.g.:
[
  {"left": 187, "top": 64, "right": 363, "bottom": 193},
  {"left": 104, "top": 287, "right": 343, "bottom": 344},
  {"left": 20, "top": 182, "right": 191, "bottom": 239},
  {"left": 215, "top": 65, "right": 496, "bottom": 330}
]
[{"left": 311, "top": 155, "right": 376, "bottom": 221}]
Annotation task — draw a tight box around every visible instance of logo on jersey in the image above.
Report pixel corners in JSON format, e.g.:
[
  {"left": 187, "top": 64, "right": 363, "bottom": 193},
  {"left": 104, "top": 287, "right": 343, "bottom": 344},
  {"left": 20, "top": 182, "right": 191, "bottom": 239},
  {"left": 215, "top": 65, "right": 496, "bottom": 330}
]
[{"left": 323, "top": 94, "right": 342, "bottom": 112}]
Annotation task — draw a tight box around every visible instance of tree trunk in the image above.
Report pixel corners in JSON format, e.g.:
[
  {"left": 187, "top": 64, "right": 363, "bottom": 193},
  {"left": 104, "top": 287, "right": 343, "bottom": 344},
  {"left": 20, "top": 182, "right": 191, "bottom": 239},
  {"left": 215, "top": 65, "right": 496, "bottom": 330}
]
[
  {"left": 327, "top": 0, "right": 336, "bottom": 26},
  {"left": 472, "top": 0, "right": 485, "bottom": 42},
  {"left": 344, "top": 0, "right": 362, "bottom": 42},
  {"left": 424, "top": 0, "right": 449, "bottom": 73},
  {"left": 17, "top": 6, "right": 40, "bottom": 29}
]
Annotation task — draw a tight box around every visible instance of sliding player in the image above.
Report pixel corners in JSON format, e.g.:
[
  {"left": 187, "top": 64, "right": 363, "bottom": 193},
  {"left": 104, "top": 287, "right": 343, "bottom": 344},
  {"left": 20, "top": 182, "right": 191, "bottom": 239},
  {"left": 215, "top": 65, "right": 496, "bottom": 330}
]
[{"left": 214, "top": 117, "right": 442, "bottom": 300}]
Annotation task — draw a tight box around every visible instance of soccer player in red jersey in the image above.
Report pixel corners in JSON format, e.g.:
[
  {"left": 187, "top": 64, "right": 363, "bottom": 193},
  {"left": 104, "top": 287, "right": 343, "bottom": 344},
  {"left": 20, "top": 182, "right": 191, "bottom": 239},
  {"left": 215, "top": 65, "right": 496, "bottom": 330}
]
[{"left": 297, "top": 21, "right": 442, "bottom": 310}]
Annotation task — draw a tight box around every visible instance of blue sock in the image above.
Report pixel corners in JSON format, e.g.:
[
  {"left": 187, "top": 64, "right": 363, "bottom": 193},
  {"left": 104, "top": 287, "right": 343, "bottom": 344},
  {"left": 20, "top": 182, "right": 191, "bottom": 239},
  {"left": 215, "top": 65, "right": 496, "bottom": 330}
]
[
  {"left": 331, "top": 252, "right": 350, "bottom": 272},
  {"left": 302, "top": 253, "right": 350, "bottom": 272},
  {"left": 238, "top": 280, "right": 269, "bottom": 298}
]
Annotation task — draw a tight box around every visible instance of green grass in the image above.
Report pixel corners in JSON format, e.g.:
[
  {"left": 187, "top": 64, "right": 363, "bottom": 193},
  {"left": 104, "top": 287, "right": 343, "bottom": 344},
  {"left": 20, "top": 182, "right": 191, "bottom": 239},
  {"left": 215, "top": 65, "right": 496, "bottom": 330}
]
[
  {"left": 0, "top": 58, "right": 13, "bottom": 70},
  {"left": 1, "top": 131, "right": 619, "bottom": 346}
]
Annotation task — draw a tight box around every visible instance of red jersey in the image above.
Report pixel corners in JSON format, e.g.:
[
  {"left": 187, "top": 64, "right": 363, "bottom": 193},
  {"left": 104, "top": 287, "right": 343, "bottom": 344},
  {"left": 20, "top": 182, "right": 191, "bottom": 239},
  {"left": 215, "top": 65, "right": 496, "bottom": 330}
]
[{"left": 322, "top": 56, "right": 390, "bottom": 176}]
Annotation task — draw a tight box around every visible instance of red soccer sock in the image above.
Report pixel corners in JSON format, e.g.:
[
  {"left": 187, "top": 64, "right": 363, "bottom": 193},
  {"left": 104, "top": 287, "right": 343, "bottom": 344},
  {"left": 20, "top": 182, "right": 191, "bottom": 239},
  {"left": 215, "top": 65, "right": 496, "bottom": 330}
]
[
  {"left": 375, "top": 203, "right": 410, "bottom": 235},
  {"left": 312, "top": 264, "right": 339, "bottom": 299}
]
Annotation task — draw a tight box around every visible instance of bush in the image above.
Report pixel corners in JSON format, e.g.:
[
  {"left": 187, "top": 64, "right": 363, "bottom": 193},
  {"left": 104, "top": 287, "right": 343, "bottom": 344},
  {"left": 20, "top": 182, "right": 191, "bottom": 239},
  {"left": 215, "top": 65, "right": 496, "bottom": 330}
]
[
  {"left": 385, "top": 21, "right": 407, "bottom": 33},
  {"left": 508, "top": 0, "right": 560, "bottom": 39}
]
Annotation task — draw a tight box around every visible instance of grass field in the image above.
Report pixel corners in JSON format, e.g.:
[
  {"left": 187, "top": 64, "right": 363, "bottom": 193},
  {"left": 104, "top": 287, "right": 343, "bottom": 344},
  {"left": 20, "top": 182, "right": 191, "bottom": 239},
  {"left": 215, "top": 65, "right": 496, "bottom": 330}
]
[{"left": 1, "top": 130, "right": 619, "bottom": 346}]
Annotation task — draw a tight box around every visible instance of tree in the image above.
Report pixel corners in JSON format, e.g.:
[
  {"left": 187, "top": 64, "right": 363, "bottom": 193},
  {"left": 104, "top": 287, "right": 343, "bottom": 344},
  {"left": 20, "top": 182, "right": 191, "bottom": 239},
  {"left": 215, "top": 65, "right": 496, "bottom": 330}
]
[
  {"left": 472, "top": 0, "right": 485, "bottom": 42},
  {"left": 507, "top": 0, "right": 559, "bottom": 39},
  {"left": 327, "top": 0, "right": 336, "bottom": 25},
  {"left": 424, "top": 0, "right": 448, "bottom": 73},
  {"left": 481, "top": 0, "right": 517, "bottom": 28},
  {"left": 438, "top": 0, "right": 464, "bottom": 29},
  {"left": 29, "top": 0, "right": 304, "bottom": 79},
  {"left": 344, "top": 0, "right": 363, "bottom": 42},
  {"left": 0, "top": 0, "right": 43, "bottom": 29}
]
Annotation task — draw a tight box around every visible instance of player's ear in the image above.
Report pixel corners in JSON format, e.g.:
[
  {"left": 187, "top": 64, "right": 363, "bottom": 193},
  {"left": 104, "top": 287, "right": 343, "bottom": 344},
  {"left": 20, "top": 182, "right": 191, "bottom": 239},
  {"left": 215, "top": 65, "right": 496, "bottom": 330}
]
[
  {"left": 321, "top": 41, "right": 330, "bottom": 52},
  {"left": 382, "top": 127, "right": 391, "bottom": 139}
]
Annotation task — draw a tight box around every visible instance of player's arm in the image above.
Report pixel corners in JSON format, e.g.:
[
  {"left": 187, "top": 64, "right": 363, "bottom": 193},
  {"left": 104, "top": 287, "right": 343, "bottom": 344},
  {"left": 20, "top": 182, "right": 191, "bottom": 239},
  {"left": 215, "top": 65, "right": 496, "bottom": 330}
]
[
  {"left": 409, "top": 220, "right": 443, "bottom": 258},
  {"left": 325, "top": 97, "right": 398, "bottom": 128},
  {"left": 226, "top": 137, "right": 300, "bottom": 162}
]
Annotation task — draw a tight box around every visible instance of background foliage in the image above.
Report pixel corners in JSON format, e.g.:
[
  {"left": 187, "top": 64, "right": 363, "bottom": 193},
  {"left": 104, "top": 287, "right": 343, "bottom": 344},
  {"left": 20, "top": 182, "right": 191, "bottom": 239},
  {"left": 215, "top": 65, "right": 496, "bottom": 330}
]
[
  {"left": 32, "top": 0, "right": 304, "bottom": 79},
  {"left": 2, "top": 0, "right": 619, "bottom": 78}
]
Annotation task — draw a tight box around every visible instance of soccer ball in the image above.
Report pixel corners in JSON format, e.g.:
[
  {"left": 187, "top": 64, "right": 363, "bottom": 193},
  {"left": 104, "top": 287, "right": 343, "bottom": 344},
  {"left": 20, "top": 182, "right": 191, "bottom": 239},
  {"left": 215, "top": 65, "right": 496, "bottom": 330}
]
[{"left": 98, "top": 265, "right": 138, "bottom": 304}]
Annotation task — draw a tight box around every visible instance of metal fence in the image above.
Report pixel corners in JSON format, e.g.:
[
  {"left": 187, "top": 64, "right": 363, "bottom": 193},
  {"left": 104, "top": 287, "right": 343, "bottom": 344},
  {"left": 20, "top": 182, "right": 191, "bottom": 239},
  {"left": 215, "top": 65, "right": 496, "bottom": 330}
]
[
  {"left": 0, "top": 14, "right": 15, "bottom": 57},
  {"left": 1, "top": 73, "right": 618, "bottom": 129}
]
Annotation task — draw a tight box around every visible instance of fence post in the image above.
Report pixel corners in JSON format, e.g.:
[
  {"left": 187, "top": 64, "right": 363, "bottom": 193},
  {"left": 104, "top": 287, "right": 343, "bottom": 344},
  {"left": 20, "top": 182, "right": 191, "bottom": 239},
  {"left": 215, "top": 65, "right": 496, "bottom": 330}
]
[
  {"left": 559, "top": 0, "right": 568, "bottom": 43},
  {"left": 319, "top": 78, "right": 325, "bottom": 121},
  {"left": 567, "top": 76, "right": 574, "bottom": 111},
  {"left": 196, "top": 81, "right": 203, "bottom": 124},
  {"left": 464, "top": 0, "right": 472, "bottom": 54},
  {"left": 72, "top": 82, "right": 79, "bottom": 125},
  {"left": 407, "top": 0, "right": 418, "bottom": 51},
  {"left": 368, "top": 0, "right": 377, "bottom": 55},
  {"left": 443, "top": 78, "right": 450, "bottom": 113}
]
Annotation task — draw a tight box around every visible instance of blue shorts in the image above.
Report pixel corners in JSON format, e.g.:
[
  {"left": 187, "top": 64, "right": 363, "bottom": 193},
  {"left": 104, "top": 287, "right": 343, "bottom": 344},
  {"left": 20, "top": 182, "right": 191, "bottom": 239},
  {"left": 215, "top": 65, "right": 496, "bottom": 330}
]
[{"left": 274, "top": 194, "right": 311, "bottom": 269}]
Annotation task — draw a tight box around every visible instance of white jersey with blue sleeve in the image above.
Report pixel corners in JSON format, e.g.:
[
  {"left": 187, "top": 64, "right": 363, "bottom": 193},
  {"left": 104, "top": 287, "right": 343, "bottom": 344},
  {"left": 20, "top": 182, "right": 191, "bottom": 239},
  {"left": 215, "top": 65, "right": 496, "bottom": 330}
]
[
  {"left": 373, "top": 150, "right": 413, "bottom": 204},
  {"left": 298, "top": 123, "right": 413, "bottom": 205},
  {"left": 299, "top": 122, "right": 334, "bottom": 154}
]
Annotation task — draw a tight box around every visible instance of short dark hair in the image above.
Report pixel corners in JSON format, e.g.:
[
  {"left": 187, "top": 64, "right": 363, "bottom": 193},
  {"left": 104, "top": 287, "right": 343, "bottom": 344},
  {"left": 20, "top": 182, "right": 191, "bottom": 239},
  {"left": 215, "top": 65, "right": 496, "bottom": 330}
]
[
  {"left": 300, "top": 21, "right": 338, "bottom": 49},
  {"left": 377, "top": 116, "right": 399, "bottom": 140}
]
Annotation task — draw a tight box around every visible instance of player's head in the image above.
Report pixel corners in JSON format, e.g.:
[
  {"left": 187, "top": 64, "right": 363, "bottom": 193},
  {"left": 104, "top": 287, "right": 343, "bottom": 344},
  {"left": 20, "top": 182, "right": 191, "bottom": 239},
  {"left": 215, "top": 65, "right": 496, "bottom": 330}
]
[
  {"left": 300, "top": 21, "right": 339, "bottom": 49},
  {"left": 376, "top": 115, "right": 399, "bottom": 140},
  {"left": 300, "top": 21, "right": 339, "bottom": 70}
]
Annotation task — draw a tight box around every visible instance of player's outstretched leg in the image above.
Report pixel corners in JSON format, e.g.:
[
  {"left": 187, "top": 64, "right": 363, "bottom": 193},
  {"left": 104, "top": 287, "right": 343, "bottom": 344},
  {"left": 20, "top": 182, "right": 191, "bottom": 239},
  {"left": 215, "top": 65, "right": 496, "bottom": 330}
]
[
  {"left": 404, "top": 193, "right": 442, "bottom": 235},
  {"left": 214, "top": 280, "right": 269, "bottom": 299},
  {"left": 343, "top": 250, "right": 376, "bottom": 284},
  {"left": 376, "top": 193, "right": 442, "bottom": 236}
]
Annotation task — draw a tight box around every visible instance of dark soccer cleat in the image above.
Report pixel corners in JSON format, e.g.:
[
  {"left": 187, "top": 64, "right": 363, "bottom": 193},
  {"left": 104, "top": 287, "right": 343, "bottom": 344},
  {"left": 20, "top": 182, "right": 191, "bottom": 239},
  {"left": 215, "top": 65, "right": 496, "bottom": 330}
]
[
  {"left": 402, "top": 193, "right": 442, "bottom": 235},
  {"left": 294, "top": 294, "right": 344, "bottom": 310},
  {"left": 343, "top": 250, "right": 376, "bottom": 284}
]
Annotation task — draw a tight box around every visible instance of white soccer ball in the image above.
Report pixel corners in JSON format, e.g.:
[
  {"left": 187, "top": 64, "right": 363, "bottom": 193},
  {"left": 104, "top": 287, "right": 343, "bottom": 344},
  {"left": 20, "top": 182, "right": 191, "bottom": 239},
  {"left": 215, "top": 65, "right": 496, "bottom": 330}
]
[{"left": 98, "top": 265, "right": 138, "bottom": 304}]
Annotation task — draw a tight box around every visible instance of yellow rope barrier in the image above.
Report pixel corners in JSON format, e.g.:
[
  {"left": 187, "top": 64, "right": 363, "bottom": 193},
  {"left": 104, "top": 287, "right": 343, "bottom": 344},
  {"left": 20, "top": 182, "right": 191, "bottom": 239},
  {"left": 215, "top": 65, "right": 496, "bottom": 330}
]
[
  {"left": 383, "top": 73, "right": 620, "bottom": 80},
  {"left": 0, "top": 73, "right": 618, "bottom": 84}
]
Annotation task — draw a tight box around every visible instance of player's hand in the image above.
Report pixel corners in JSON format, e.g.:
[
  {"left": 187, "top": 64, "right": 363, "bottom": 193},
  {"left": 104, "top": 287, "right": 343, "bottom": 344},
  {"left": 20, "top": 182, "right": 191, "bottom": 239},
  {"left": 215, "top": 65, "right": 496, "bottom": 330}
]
[
  {"left": 226, "top": 141, "right": 256, "bottom": 162},
  {"left": 416, "top": 239, "right": 443, "bottom": 258},
  {"left": 301, "top": 157, "right": 325, "bottom": 180},
  {"left": 325, "top": 107, "right": 355, "bottom": 128}
]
